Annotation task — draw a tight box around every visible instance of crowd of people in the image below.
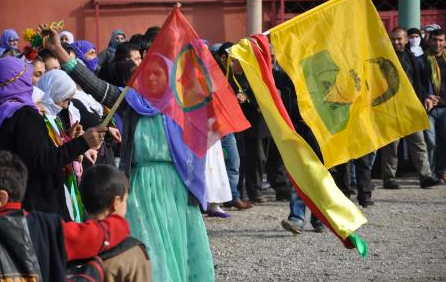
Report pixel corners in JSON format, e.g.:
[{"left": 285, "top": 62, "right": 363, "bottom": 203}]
[{"left": 0, "top": 21, "right": 445, "bottom": 281}]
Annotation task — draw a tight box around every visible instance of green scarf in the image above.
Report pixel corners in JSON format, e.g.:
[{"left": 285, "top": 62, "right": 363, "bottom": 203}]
[{"left": 426, "top": 52, "right": 446, "bottom": 96}]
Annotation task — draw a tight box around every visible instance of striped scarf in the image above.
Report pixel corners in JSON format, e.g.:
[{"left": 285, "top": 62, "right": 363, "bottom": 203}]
[{"left": 426, "top": 52, "right": 446, "bottom": 96}]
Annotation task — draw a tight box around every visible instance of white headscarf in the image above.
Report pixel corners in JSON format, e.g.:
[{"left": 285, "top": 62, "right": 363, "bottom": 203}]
[
  {"left": 74, "top": 90, "right": 103, "bottom": 116},
  {"left": 32, "top": 86, "right": 45, "bottom": 104},
  {"left": 36, "top": 70, "right": 79, "bottom": 121},
  {"left": 60, "top": 31, "right": 74, "bottom": 44}
]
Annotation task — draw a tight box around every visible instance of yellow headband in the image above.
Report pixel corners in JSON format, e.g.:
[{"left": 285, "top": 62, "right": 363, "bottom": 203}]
[{"left": 0, "top": 63, "right": 27, "bottom": 87}]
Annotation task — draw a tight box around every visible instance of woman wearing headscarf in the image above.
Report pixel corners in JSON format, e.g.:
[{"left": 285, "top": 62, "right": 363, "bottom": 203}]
[
  {"left": 32, "top": 86, "right": 45, "bottom": 115},
  {"left": 407, "top": 28, "right": 424, "bottom": 57},
  {"left": 71, "top": 40, "right": 99, "bottom": 73},
  {"left": 0, "top": 29, "right": 19, "bottom": 57},
  {"left": 0, "top": 57, "right": 106, "bottom": 220},
  {"left": 60, "top": 30, "right": 74, "bottom": 44},
  {"left": 98, "top": 29, "right": 126, "bottom": 67},
  {"left": 45, "top": 29, "right": 215, "bottom": 281},
  {"left": 37, "top": 69, "right": 89, "bottom": 222}
]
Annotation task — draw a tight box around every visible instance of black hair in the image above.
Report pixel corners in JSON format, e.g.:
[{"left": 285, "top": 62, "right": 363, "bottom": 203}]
[
  {"left": 407, "top": 28, "right": 421, "bottom": 37},
  {"left": 430, "top": 29, "right": 446, "bottom": 38},
  {"left": 79, "top": 164, "right": 128, "bottom": 215},
  {"left": 113, "top": 42, "right": 140, "bottom": 63},
  {"left": 217, "top": 41, "right": 234, "bottom": 57},
  {"left": 38, "top": 49, "right": 56, "bottom": 60},
  {"left": 98, "top": 60, "right": 136, "bottom": 87},
  {"left": 0, "top": 151, "right": 28, "bottom": 202},
  {"left": 391, "top": 26, "right": 407, "bottom": 35},
  {"left": 129, "top": 33, "right": 151, "bottom": 58},
  {"left": 61, "top": 42, "right": 76, "bottom": 57},
  {"left": 144, "top": 26, "right": 160, "bottom": 42}
]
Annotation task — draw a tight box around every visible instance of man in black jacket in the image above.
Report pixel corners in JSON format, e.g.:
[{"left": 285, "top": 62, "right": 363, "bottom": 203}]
[
  {"left": 420, "top": 28, "right": 446, "bottom": 183},
  {"left": 379, "top": 27, "right": 441, "bottom": 189}
]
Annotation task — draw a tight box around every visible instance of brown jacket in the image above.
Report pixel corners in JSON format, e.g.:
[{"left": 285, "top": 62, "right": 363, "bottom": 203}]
[{"left": 103, "top": 245, "right": 151, "bottom": 282}]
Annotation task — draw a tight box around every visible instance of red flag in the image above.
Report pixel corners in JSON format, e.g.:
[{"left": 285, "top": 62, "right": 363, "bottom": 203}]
[{"left": 129, "top": 7, "right": 250, "bottom": 157}]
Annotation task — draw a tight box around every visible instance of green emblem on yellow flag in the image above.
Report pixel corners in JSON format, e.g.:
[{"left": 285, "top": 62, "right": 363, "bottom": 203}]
[{"left": 270, "top": 0, "right": 429, "bottom": 168}]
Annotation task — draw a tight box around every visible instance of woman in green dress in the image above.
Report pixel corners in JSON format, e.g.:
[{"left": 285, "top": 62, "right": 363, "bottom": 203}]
[{"left": 45, "top": 32, "right": 215, "bottom": 282}]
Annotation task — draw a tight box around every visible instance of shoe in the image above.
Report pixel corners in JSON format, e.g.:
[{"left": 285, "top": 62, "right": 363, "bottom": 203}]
[
  {"left": 249, "top": 193, "right": 267, "bottom": 203},
  {"left": 348, "top": 185, "right": 357, "bottom": 195},
  {"left": 233, "top": 199, "right": 253, "bottom": 209},
  {"left": 383, "top": 179, "right": 400, "bottom": 189},
  {"left": 207, "top": 210, "right": 231, "bottom": 218},
  {"left": 275, "top": 192, "right": 291, "bottom": 201},
  {"left": 420, "top": 176, "right": 442, "bottom": 189},
  {"left": 281, "top": 219, "right": 304, "bottom": 235},
  {"left": 442, "top": 172, "right": 446, "bottom": 183},
  {"left": 251, "top": 196, "right": 266, "bottom": 203},
  {"left": 312, "top": 221, "right": 325, "bottom": 233},
  {"left": 358, "top": 199, "right": 375, "bottom": 208},
  {"left": 262, "top": 181, "right": 271, "bottom": 190}
]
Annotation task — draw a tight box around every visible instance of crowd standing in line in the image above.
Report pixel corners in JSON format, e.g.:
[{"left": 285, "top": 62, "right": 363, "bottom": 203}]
[{"left": 0, "top": 22, "right": 445, "bottom": 281}]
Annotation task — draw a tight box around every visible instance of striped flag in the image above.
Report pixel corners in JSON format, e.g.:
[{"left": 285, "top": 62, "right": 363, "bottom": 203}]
[{"left": 229, "top": 35, "right": 368, "bottom": 257}]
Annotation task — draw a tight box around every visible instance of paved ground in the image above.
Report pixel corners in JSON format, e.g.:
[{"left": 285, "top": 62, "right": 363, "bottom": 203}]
[{"left": 205, "top": 177, "right": 446, "bottom": 281}]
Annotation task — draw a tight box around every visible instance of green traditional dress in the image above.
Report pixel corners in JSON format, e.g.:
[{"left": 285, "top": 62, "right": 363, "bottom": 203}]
[{"left": 126, "top": 115, "right": 215, "bottom": 282}]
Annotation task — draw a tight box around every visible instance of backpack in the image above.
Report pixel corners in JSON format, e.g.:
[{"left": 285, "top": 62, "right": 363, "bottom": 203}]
[
  {"left": 65, "top": 237, "right": 146, "bottom": 282},
  {"left": 0, "top": 210, "right": 43, "bottom": 282},
  {"left": 66, "top": 257, "right": 104, "bottom": 282}
]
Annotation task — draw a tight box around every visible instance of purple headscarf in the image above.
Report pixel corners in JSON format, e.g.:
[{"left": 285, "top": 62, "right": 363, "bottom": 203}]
[
  {"left": 0, "top": 29, "right": 19, "bottom": 56},
  {"left": 0, "top": 57, "right": 37, "bottom": 128},
  {"left": 71, "top": 40, "right": 99, "bottom": 72},
  {"left": 1, "top": 29, "right": 19, "bottom": 50}
]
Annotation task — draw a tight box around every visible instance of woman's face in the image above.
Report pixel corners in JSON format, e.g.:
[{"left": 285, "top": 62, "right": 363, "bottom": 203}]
[
  {"left": 84, "top": 48, "right": 97, "bottom": 61},
  {"left": 44, "top": 57, "right": 61, "bottom": 71},
  {"left": 115, "top": 34, "right": 126, "bottom": 43},
  {"left": 32, "top": 61, "right": 45, "bottom": 86},
  {"left": 36, "top": 102, "right": 46, "bottom": 116},
  {"left": 145, "top": 61, "right": 167, "bottom": 98},
  {"left": 55, "top": 94, "right": 74, "bottom": 109},
  {"left": 8, "top": 38, "right": 18, "bottom": 49},
  {"left": 129, "top": 50, "right": 142, "bottom": 66},
  {"left": 60, "top": 35, "right": 70, "bottom": 44}
]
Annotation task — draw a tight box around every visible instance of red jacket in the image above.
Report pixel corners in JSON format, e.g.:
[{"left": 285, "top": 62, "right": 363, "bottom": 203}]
[{"left": 0, "top": 202, "right": 130, "bottom": 261}]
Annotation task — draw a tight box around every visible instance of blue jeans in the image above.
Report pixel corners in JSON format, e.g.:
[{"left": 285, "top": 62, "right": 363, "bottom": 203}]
[
  {"left": 221, "top": 134, "right": 241, "bottom": 200},
  {"left": 288, "top": 189, "right": 318, "bottom": 227},
  {"left": 424, "top": 107, "right": 446, "bottom": 176}
]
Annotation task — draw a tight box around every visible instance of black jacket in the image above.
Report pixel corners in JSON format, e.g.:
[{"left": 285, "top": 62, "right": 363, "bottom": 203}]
[
  {"left": 397, "top": 49, "right": 426, "bottom": 101},
  {"left": 0, "top": 107, "right": 89, "bottom": 219},
  {"left": 229, "top": 71, "right": 270, "bottom": 139}
]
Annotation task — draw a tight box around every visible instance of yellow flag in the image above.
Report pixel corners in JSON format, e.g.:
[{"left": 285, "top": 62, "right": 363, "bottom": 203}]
[
  {"left": 270, "top": 0, "right": 429, "bottom": 168},
  {"left": 229, "top": 36, "right": 368, "bottom": 255}
]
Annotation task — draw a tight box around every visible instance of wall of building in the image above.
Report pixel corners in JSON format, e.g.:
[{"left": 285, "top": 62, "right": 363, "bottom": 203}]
[
  {"left": 1, "top": 0, "right": 445, "bottom": 53},
  {"left": 0, "top": 0, "right": 249, "bottom": 51}
]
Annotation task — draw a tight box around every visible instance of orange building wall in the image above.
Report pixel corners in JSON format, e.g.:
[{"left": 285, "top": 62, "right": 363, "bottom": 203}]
[{"left": 0, "top": 0, "right": 252, "bottom": 52}]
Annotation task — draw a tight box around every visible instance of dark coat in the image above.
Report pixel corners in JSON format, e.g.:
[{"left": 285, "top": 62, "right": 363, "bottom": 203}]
[
  {"left": 0, "top": 107, "right": 89, "bottom": 219},
  {"left": 229, "top": 72, "right": 270, "bottom": 139}
]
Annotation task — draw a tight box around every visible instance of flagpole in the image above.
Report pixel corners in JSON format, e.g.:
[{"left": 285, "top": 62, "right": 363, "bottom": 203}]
[{"left": 100, "top": 86, "right": 130, "bottom": 127}]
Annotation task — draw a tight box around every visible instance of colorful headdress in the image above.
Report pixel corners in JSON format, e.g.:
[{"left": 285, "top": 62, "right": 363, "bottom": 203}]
[{"left": 21, "top": 21, "right": 65, "bottom": 61}]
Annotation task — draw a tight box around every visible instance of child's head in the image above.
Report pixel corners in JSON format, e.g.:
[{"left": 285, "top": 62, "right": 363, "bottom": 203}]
[
  {"left": 79, "top": 164, "right": 129, "bottom": 218},
  {"left": 0, "top": 151, "right": 28, "bottom": 208}
]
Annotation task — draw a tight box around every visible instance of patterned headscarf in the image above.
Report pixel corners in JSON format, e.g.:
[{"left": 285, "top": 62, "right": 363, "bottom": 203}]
[{"left": 0, "top": 57, "right": 36, "bottom": 128}]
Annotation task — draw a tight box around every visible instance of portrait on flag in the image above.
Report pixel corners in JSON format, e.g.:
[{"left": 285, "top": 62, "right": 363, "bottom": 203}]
[{"left": 129, "top": 7, "right": 250, "bottom": 157}]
